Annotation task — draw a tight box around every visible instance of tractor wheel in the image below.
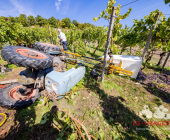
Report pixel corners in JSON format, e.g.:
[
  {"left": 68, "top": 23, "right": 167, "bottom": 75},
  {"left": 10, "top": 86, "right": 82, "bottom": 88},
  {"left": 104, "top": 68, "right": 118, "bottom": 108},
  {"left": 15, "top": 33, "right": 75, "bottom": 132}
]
[
  {"left": 0, "top": 83, "right": 40, "bottom": 109},
  {"left": 1, "top": 46, "right": 53, "bottom": 70},
  {"left": 33, "top": 42, "right": 62, "bottom": 53}
]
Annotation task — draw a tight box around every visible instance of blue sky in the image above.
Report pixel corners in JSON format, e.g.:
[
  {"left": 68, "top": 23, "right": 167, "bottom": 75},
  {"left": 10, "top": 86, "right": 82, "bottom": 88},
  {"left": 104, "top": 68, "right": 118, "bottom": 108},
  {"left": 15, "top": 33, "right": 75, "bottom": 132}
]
[{"left": 0, "top": 0, "right": 169, "bottom": 27}]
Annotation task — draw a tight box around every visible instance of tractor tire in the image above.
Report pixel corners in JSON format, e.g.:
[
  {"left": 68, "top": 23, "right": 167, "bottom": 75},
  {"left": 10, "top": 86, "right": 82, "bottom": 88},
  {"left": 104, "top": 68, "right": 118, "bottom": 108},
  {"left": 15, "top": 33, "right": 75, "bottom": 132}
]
[
  {"left": 33, "top": 42, "right": 62, "bottom": 53},
  {"left": 0, "top": 83, "right": 40, "bottom": 109},
  {"left": 1, "top": 46, "right": 53, "bottom": 70}
]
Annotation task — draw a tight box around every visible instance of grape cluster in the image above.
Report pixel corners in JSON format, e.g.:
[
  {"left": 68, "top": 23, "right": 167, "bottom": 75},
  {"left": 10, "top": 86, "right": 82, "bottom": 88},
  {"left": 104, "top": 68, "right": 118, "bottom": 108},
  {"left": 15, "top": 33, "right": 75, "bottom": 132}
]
[{"left": 137, "top": 70, "right": 170, "bottom": 93}]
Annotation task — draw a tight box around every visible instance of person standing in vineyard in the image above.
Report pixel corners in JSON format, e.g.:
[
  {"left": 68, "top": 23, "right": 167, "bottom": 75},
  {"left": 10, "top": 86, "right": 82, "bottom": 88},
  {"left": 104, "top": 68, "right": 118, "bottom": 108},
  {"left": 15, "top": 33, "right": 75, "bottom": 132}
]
[{"left": 58, "top": 29, "right": 68, "bottom": 52}]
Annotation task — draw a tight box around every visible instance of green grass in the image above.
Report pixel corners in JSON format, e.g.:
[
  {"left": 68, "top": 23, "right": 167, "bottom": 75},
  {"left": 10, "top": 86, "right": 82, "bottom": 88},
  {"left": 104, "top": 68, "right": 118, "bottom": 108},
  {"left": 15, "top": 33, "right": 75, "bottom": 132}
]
[
  {"left": 165, "top": 67, "right": 170, "bottom": 70},
  {"left": 145, "top": 61, "right": 170, "bottom": 71},
  {"left": 0, "top": 54, "right": 6, "bottom": 65},
  {"left": 4, "top": 64, "right": 19, "bottom": 69},
  {"left": 0, "top": 74, "right": 8, "bottom": 79}
]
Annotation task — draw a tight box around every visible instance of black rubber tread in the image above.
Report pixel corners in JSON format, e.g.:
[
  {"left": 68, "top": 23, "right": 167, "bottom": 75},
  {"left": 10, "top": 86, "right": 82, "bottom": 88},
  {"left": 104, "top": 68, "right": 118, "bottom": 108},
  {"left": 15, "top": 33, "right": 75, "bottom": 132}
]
[
  {"left": 0, "top": 83, "right": 40, "bottom": 109},
  {"left": 33, "top": 42, "right": 62, "bottom": 53},
  {"left": 1, "top": 46, "right": 53, "bottom": 70}
]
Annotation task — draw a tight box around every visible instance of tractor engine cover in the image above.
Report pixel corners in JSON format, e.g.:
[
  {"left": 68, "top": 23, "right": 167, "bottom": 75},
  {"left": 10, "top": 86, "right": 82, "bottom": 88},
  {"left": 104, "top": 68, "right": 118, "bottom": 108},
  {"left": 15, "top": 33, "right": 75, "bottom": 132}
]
[{"left": 45, "top": 67, "right": 85, "bottom": 98}]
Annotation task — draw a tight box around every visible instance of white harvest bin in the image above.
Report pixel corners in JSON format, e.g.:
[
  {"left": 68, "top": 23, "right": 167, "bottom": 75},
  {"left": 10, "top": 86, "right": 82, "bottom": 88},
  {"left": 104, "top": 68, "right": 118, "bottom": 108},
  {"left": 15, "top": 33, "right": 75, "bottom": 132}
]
[{"left": 100, "top": 55, "right": 142, "bottom": 79}]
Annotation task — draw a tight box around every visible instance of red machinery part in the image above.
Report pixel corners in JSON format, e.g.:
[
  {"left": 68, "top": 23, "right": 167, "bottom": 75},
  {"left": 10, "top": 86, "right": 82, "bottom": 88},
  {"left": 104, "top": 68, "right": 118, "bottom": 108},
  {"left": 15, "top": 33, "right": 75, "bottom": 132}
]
[{"left": 0, "top": 85, "right": 6, "bottom": 89}]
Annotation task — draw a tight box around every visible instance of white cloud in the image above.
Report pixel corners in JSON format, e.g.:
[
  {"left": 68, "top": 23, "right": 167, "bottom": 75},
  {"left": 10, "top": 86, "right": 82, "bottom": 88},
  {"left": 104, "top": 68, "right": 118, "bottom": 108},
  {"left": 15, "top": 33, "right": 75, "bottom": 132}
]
[
  {"left": 10, "top": 0, "right": 24, "bottom": 14},
  {"left": 10, "top": 0, "right": 34, "bottom": 16},
  {"left": 55, "top": 0, "right": 62, "bottom": 11},
  {"left": 0, "top": 0, "right": 35, "bottom": 17},
  {"left": 55, "top": 0, "right": 71, "bottom": 15}
]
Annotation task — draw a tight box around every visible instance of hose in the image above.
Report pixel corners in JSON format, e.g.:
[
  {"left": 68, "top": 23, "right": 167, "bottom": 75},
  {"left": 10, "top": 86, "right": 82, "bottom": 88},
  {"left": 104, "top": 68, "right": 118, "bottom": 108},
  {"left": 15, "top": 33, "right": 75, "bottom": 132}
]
[
  {"left": 0, "top": 113, "right": 7, "bottom": 127},
  {"left": 65, "top": 58, "right": 86, "bottom": 67}
]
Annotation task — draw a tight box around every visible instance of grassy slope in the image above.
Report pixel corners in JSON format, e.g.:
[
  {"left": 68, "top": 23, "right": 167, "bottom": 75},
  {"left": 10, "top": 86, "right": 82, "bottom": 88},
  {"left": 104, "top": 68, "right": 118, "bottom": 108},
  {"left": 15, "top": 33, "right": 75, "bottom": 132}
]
[{"left": 0, "top": 45, "right": 170, "bottom": 140}]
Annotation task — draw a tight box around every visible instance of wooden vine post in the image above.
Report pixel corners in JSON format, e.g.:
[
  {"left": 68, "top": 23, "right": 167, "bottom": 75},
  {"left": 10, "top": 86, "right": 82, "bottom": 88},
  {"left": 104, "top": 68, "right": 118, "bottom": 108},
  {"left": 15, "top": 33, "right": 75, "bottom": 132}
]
[
  {"left": 142, "top": 12, "right": 160, "bottom": 60},
  {"left": 73, "top": 29, "right": 75, "bottom": 53},
  {"left": 56, "top": 29, "right": 58, "bottom": 44},
  {"left": 49, "top": 27, "right": 53, "bottom": 44},
  {"left": 101, "top": 6, "right": 116, "bottom": 82},
  {"left": 88, "top": 33, "right": 90, "bottom": 52},
  {"left": 162, "top": 50, "right": 170, "bottom": 70}
]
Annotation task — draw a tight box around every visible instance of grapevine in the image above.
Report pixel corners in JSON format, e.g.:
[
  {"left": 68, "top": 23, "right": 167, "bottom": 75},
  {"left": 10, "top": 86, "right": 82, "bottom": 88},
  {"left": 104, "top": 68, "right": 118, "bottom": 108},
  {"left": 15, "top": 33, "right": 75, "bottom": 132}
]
[{"left": 93, "top": 0, "right": 132, "bottom": 55}]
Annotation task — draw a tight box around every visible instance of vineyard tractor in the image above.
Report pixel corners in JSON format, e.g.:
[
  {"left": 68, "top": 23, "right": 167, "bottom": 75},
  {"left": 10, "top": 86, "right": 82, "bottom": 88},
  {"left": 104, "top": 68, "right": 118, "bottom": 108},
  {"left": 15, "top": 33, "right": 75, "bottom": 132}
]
[
  {"left": 0, "top": 42, "right": 135, "bottom": 109},
  {"left": 0, "top": 44, "right": 85, "bottom": 109}
]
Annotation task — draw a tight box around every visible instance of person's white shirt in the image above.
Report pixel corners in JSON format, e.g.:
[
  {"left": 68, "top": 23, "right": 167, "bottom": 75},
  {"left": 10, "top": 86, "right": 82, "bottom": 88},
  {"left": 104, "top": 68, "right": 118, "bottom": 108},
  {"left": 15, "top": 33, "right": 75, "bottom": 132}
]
[{"left": 59, "top": 32, "right": 67, "bottom": 41}]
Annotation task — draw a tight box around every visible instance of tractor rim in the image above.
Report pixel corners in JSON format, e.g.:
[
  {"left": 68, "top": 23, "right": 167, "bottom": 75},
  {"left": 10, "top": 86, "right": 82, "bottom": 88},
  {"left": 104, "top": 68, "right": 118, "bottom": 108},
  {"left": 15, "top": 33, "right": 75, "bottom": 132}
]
[
  {"left": 40, "top": 43, "right": 56, "bottom": 47},
  {"left": 9, "top": 85, "right": 36, "bottom": 100},
  {"left": 15, "top": 48, "right": 47, "bottom": 59}
]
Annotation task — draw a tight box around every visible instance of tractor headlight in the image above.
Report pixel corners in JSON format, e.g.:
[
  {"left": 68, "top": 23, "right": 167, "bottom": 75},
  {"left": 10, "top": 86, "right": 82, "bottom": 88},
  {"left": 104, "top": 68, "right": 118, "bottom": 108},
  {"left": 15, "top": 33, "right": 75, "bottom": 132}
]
[
  {"left": 52, "top": 83, "right": 59, "bottom": 94},
  {"left": 45, "top": 78, "right": 59, "bottom": 95}
]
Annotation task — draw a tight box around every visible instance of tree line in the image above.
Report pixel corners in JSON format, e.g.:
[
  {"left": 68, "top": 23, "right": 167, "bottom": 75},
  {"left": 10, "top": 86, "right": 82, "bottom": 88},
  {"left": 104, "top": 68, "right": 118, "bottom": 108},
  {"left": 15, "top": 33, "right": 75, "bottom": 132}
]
[{"left": 0, "top": 14, "right": 95, "bottom": 30}]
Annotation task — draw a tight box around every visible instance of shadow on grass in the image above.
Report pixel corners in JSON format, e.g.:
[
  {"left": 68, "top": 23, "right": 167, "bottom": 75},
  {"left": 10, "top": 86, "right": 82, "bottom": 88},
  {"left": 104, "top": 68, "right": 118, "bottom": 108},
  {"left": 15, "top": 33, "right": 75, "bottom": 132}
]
[
  {"left": 83, "top": 68, "right": 160, "bottom": 139},
  {"left": 143, "top": 83, "right": 170, "bottom": 104},
  {"left": 100, "top": 96, "right": 160, "bottom": 140},
  {"left": 3, "top": 100, "right": 73, "bottom": 140},
  {"left": 137, "top": 70, "right": 170, "bottom": 104}
]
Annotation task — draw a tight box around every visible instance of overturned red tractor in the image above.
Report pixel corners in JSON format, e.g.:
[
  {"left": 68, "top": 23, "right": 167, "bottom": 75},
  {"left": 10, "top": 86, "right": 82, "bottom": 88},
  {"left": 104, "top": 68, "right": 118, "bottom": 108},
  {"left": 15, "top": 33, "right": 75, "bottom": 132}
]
[{"left": 0, "top": 43, "right": 85, "bottom": 109}]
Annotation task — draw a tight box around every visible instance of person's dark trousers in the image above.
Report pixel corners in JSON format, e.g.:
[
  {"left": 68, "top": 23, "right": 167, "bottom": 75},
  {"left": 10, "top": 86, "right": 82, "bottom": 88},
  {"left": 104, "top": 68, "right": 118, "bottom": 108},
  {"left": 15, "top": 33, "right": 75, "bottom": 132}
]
[{"left": 62, "top": 41, "right": 69, "bottom": 56}]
